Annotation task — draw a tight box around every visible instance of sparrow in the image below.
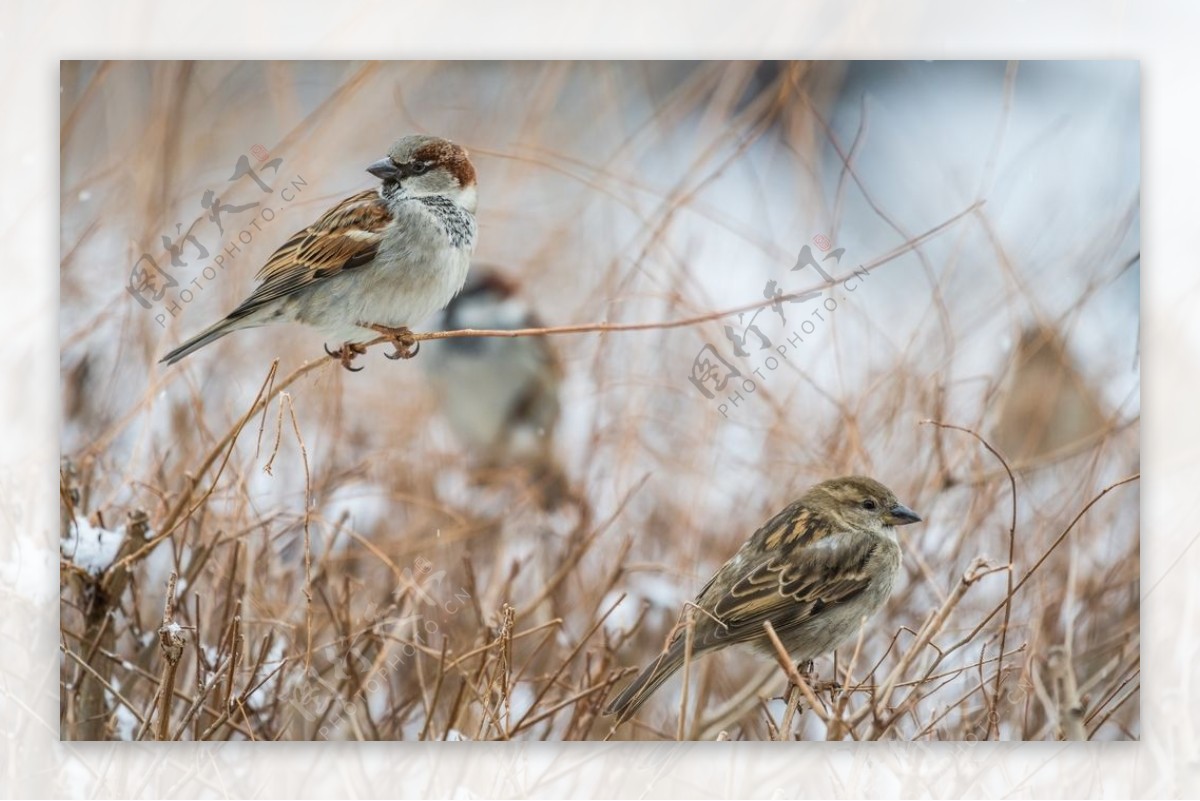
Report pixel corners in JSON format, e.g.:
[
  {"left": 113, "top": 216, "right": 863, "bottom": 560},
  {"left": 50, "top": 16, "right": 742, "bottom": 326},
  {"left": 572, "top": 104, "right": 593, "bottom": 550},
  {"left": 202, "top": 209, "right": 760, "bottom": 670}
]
[
  {"left": 160, "top": 134, "right": 478, "bottom": 370},
  {"left": 423, "top": 266, "right": 567, "bottom": 504},
  {"left": 605, "top": 475, "right": 922, "bottom": 725},
  {"left": 990, "top": 324, "right": 1107, "bottom": 462}
]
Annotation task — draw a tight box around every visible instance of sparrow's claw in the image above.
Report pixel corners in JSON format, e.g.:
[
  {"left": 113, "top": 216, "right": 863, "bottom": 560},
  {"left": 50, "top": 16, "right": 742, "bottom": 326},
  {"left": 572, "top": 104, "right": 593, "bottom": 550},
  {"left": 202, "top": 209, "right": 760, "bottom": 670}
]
[
  {"left": 385, "top": 339, "right": 419, "bottom": 360},
  {"left": 324, "top": 342, "right": 367, "bottom": 372},
  {"left": 366, "top": 324, "right": 420, "bottom": 361}
]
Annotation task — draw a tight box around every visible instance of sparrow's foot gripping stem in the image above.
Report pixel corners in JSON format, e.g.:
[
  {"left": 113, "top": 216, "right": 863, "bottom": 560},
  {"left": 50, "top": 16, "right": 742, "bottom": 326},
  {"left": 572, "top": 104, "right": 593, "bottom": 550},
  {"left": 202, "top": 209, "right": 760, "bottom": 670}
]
[
  {"left": 324, "top": 341, "right": 367, "bottom": 372},
  {"left": 367, "top": 324, "right": 420, "bottom": 361}
]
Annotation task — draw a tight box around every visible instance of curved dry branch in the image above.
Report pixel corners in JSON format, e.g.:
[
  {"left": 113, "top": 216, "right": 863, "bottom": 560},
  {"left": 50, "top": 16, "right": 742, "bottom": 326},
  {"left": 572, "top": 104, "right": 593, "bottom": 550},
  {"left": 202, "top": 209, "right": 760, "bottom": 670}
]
[{"left": 356, "top": 201, "right": 983, "bottom": 352}]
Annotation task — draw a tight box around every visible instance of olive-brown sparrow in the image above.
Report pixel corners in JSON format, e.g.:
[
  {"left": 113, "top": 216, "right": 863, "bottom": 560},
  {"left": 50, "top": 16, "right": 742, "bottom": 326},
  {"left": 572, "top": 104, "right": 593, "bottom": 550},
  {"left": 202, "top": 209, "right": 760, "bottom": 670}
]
[{"left": 605, "top": 475, "right": 921, "bottom": 724}]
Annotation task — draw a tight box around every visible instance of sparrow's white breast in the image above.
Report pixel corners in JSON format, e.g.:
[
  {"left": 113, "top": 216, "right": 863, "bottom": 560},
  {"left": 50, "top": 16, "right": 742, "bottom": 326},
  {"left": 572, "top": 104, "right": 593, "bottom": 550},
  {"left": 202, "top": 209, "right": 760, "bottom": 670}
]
[{"left": 297, "top": 196, "right": 476, "bottom": 343}]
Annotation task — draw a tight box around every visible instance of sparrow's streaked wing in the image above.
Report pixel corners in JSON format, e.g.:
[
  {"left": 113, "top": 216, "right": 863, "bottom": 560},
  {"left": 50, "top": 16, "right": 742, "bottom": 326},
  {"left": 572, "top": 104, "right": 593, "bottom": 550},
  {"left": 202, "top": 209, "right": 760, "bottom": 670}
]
[
  {"left": 694, "top": 505, "right": 880, "bottom": 649},
  {"left": 226, "top": 190, "right": 392, "bottom": 321}
]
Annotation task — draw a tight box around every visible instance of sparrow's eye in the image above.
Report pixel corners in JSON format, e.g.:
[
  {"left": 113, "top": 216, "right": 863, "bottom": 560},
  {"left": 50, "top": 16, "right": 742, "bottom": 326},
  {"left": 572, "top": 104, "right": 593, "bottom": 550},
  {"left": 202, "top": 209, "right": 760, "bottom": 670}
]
[
  {"left": 861, "top": 499, "right": 878, "bottom": 511},
  {"left": 409, "top": 161, "right": 431, "bottom": 175}
]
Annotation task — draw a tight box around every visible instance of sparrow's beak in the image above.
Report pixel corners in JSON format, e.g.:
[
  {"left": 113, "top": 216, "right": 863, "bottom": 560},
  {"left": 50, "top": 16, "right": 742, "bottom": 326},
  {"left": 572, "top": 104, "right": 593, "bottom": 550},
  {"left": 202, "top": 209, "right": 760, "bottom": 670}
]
[
  {"left": 887, "top": 503, "right": 922, "bottom": 526},
  {"left": 367, "top": 158, "right": 400, "bottom": 181}
]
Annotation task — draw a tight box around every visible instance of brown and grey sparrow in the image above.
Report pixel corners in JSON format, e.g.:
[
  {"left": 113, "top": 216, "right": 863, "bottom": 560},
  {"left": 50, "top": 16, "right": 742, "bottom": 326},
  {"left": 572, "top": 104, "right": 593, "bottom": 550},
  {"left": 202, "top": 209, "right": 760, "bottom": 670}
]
[
  {"left": 160, "top": 135, "right": 478, "bottom": 370},
  {"left": 423, "top": 266, "right": 567, "bottom": 504},
  {"left": 424, "top": 268, "right": 560, "bottom": 458}
]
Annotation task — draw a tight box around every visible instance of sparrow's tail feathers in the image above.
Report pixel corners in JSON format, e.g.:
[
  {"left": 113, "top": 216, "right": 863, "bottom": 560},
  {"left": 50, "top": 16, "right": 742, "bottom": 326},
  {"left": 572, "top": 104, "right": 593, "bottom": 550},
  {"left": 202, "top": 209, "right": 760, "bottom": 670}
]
[
  {"left": 605, "top": 643, "right": 686, "bottom": 724},
  {"left": 159, "top": 318, "right": 245, "bottom": 365}
]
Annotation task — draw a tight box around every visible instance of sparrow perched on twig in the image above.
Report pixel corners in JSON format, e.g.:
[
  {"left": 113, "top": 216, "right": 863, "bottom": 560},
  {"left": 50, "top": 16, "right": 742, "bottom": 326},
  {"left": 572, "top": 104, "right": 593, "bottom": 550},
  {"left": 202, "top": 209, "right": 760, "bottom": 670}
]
[
  {"left": 160, "top": 135, "right": 478, "bottom": 371},
  {"left": 605, "top": 475, "right": 922, "bottom": 724},
  {"left": 423, "top": 266, "right": 567, "bottom": 504}
]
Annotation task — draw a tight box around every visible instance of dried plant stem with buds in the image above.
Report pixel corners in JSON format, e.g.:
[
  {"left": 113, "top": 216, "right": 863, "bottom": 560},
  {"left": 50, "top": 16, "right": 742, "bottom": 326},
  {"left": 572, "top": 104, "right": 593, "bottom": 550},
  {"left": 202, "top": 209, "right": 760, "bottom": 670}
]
[{"left": 155, "top": 572, "right": 185, "bottom": 741}]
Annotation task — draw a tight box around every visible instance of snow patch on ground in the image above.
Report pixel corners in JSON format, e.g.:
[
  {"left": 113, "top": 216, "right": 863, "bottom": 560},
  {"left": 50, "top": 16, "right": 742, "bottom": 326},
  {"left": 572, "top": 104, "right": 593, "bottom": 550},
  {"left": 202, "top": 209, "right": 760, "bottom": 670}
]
[{"left": 60, "top": 515, "right": 126, "bottom": 575}]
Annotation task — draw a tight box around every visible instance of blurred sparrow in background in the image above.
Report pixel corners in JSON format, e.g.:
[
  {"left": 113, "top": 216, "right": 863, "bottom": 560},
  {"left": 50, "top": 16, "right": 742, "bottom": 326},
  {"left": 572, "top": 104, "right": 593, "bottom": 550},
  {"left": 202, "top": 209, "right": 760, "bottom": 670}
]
[
  {"left": 990, "top": 324, "right": 1108, "bottom": 463},
  {"left": 605, "top": 475, "right": 921, "bottom": 724},
  {"left": 160, "top": 135, "right": 478, "bottom": 371},
  {"left": 423, "top": 266, "right": 567, "bottom": 505}
]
